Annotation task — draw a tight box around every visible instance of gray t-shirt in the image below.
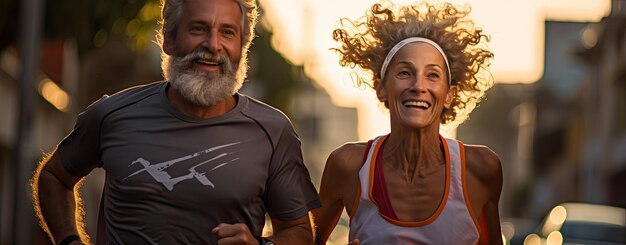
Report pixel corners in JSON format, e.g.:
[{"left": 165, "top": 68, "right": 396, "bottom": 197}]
[{"left": 58, "top": 81, "right": 321, "bottom": 244}]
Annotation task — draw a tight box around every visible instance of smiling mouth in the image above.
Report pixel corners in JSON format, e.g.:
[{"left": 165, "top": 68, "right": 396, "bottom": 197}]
[
  {"left": 196, "top": 58, "right": 221, "bottom": 66},
  {"left": 403, "top": 100, "right": 430, "bottom": 109}
]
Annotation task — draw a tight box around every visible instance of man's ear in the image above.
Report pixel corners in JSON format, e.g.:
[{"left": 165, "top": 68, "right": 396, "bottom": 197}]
[
  {"left": 444, "top": 86, "right": 454, "bottom": 109},
  {"left": 163, "top": 36, "right": 175, "bottom": 55}
]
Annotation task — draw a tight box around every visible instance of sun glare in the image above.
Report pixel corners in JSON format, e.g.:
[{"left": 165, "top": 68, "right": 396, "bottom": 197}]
[{"left": 260, "top": 0, "right": 610, "bottom": 140}]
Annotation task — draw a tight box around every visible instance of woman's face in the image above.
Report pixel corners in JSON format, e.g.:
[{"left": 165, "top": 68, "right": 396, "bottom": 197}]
[{"left": 377, "top": 42, "right": 452, "bottom": 129}]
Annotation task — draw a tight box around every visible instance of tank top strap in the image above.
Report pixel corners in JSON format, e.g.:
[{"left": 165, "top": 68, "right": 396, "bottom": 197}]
[
  {"left": 443, "top": 137, "right": 480, "bottom": 231},
  {"left": 442, "top": 137, "right": 464, "bottom": 202},
  {"left": 444, "top": 137, "right": 461, "bottom": 184},
  {"left": 358, "top": 135, "right": 386, "bottom": 201}
]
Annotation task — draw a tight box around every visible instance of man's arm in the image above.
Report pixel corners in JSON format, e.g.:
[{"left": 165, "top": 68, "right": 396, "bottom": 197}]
[
  {"left": 268, "top": 214, "right": 314, "bottom": 245},
  {"left": 32, "top": 149, "right": 89, "bottom": 244},
  {"left": 212, "top": 214, "right": 313, "bottom": 245}
]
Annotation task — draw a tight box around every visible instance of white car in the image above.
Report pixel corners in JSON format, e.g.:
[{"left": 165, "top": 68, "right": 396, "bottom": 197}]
[{"left": 524, "top": 203, "right": 625, "bottom": 245}]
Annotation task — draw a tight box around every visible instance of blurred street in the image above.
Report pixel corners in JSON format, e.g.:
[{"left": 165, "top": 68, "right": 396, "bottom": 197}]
[{"left": 1, "top": 0, "right": 625, "bottom": 244}]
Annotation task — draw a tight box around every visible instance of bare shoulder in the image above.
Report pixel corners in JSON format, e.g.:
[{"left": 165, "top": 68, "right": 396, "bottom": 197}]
[
  {"left": 325, "top": 142, "right": 368, "bottom": 176},
  {"left": 463, "top": 144, "right": 502, "bottom": 183},
  {"left": 319, "top": 142, "right": 368, "bottom": 206}
]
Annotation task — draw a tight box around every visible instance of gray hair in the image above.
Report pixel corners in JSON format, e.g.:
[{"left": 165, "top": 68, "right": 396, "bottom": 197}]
[{"left": 157, "top": 0, "right": 258, "bottom": 80}]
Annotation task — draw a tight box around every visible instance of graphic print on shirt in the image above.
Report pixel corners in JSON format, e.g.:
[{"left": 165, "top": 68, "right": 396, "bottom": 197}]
[{"left": 124, "top": 142, "right": 241, "bottom": 191}]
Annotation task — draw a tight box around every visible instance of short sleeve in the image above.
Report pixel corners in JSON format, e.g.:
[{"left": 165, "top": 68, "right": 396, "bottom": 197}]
[
  {"left": 264, "top": 123, "right": 321, "bottom": 220},
  {"left": 57, "top": 95, "right": 109, "bottom": 177}
]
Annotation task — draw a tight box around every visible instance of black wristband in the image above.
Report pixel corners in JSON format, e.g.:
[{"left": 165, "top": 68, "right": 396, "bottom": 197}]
[
  {"left": 254, "top": 235, "right": 266, "bottom": 245},
  {"left": 58, "top": 235, "right": 80, "bottom": 245}
]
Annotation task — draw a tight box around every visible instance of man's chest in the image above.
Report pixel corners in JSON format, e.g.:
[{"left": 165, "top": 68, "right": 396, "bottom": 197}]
[{"left": 99, "top": 123, "right": 274, "bottom": 199}]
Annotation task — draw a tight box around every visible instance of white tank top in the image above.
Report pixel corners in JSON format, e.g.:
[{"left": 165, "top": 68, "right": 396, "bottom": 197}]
[{"left": 348, "top": 135, "right": 480, "bottom": 244}]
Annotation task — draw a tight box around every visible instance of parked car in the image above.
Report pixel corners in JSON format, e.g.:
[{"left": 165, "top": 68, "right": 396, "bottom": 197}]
[
  {"left": 524, "top": 202, "right": 626, "bottom": 245},
  {"left": 501, "top": 217, "right": 539, "bottom": 245}
]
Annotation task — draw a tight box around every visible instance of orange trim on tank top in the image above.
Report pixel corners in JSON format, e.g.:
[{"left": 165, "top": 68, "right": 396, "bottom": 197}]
[
  {"left": 367, "top": 135, "right": 387, "bottom": 212},
  {"left": 459, "top": 140, "right": 481, "bottom": 238},
  {"left": 348, "top": 138, "right": 377, "bottom": 221},
  {"left": 348, "top": 135, "right": 388, "bottom": 224},
  {"left": 367, "top": 135, "right": 451, "bottom": 227},
  {"left": 348, "top": 182, "right": 361, "bottom": 220}
]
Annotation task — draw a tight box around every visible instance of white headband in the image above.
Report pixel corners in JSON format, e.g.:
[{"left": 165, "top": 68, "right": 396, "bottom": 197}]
[{"left": 380, "top": 37, "right": 451, "bottom": 85}]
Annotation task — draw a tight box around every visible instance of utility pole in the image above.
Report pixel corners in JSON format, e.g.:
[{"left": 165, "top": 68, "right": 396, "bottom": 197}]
[{"left": 12, "top": 0, "right": 45, "bottom": 243}]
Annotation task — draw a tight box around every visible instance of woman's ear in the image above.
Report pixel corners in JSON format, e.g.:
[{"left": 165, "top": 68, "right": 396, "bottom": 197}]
[
  {"left": 444, "top": 86, "right": 455, "bottom": 109},
  {"left": 375, "top": 79, "right": 387, "bottom": 103}
]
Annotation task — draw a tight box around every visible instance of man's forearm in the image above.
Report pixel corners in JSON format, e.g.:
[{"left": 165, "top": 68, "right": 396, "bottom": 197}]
[
  {"left": 34, "top": 166, "right": 85, "bottom": 244},
  {"left": 269, "top": 218, "right": 314, "bottom": 245}
]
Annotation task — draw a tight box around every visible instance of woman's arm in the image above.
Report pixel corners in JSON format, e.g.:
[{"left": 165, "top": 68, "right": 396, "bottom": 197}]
[
  {"left": 482, "top": 151, "right": 503, "bottom": 244},
  {"left": 465, "top": 145, "right": 503, "bottom": 245},
  {"left": 312, "top": 143, "right": 365, "bottom": 245}
]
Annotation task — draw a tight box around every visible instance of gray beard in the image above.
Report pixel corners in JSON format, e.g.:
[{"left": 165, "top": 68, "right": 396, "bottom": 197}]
[{"left": 168, "top": 49, "right": 243, "bottom": 107}]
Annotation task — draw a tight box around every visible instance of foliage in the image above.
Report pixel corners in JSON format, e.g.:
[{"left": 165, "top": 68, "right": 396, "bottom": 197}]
[{"left": 0, "top": 0, "right": 161, "bottom": 54}]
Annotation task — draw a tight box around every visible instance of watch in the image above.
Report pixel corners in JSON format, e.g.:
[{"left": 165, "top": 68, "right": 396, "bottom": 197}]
[{"left": 255, "top": 235, "right": 274, "bottom": 245}]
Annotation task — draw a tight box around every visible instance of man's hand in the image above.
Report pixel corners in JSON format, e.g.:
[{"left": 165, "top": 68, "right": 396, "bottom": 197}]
[
  {"left": 212, "top": 223, "right": 260, "bottom": 245},
  {"left": 348, "top": 239, "right": 360, "bottom": 245}
]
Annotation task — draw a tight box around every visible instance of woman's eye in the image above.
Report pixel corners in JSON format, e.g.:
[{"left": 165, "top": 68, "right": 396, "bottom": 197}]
[
  {"left": 397, "top": 71, "right": 411, "bottom": 77},
  {"left": 428, "top": 72, "right": 441, "bottom": 79}
]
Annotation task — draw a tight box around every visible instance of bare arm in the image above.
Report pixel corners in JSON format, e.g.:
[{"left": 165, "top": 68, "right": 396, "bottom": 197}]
[
  {"left": 31, "top": 149, "right": 89, "bottom": 244},
  {"left": 268, "top": 214, "right": 315, "bottom": 245},
  {"left": 465, "top": 145, "right": 503, "bottom": 245},
  {"left": 483, "top": 152, "right": 503, "bottom": 244},
  {"left": 212, "top": 214, "right": 314, "bottom": 245},
  {"left": 313, "top": 143, "right": 364, "bottom": 245}
]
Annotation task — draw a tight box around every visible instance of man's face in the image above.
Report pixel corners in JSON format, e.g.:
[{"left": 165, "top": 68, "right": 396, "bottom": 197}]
[{"left": 165, "top": 0, "right": 244, "bottom": 107}]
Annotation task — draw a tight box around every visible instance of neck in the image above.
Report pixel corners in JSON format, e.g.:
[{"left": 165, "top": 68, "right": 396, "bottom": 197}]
[
  {"left": 166, "top": 85, "right": 237, "bottom": 119},
  {"left": 383, "top": 123, "right": 444, "bottom": 182}
]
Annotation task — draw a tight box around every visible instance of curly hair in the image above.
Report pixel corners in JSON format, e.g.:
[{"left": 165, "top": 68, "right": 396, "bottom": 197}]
[
  {"left": 333, "top": 0, "right": 494, "bottom": 125},
  {"left": 157, "top": 0, "right": 258, "bottom": 80}
]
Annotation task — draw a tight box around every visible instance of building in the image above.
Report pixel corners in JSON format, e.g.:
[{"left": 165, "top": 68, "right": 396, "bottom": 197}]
[
  {"left": 457, "top": 0, "right": 626, "bottom": 223},
  {"left": 576, "top": 0, "right": 626, "bottom": 207}
]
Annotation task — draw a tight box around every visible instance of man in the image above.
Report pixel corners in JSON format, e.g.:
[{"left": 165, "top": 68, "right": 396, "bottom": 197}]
[{"left": 31, "top": 0, "right": 321, "bottom": 244}]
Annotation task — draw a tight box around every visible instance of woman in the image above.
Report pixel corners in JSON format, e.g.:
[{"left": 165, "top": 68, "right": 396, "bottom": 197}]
[{"left": 313, "top": 1, "right": 502, "bottom": 244}]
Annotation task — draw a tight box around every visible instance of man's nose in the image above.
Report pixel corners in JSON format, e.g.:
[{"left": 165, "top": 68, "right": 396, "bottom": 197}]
[{"left": 202, "top": 31, "right": 222, "bottom": 54}]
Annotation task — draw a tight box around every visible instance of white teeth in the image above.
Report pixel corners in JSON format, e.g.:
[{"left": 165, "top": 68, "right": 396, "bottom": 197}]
[
  {"left": 403, "top": 100, "right": 430, "bottom": 109},
  {"left": 197, "top": 59, "right": 219, "bottom": 65}
]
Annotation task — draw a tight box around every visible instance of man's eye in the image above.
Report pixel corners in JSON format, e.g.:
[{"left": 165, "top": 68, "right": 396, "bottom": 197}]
[
  {"left": 222, "top": 29, "right": 236, "bottom": 36},
  {"left": 190, "top": 26, "right": 206, "bottom": 32}
]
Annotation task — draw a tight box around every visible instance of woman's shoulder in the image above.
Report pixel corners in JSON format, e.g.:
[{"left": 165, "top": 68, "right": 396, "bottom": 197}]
[
  {"left": 462, "top": 144, "right": 502, "bottom": 183},
  {"left": 326, "top": 141, "right": 369, "bottom": 175}
]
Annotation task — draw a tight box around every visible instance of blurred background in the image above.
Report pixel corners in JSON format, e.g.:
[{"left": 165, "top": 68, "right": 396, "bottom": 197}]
[{"left": 1, "top": 0, "right": 625, "bottom": 244}]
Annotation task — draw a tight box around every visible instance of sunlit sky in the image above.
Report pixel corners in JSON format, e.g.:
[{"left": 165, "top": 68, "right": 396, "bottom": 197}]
[{"left": 259, "top": 0, "right": 610, "bottom": 140}]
